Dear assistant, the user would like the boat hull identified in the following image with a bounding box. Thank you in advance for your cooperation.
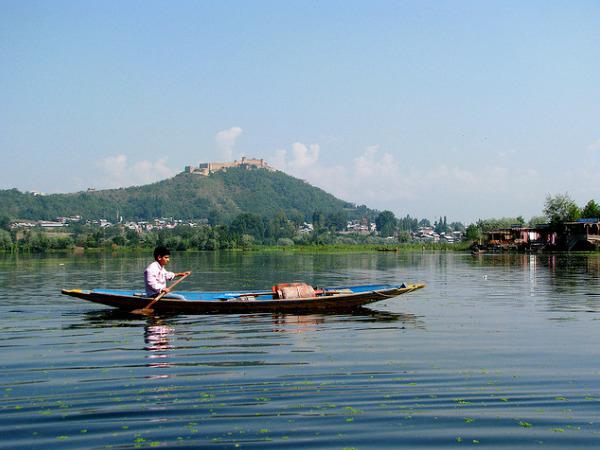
[61,283,425,314]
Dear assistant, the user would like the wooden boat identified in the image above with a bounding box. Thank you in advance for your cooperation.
[61,282,426,314]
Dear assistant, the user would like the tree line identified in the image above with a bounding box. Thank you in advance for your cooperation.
[2,192,595,253]
[0,209,395,252]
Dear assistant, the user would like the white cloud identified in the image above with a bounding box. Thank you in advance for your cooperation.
[270,142,320,175]
[271,143,549,222]
[290,143,320,169]
[215,127,243,161]
[96,154,176,189]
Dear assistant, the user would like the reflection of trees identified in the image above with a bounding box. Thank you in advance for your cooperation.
[470,253,600,312]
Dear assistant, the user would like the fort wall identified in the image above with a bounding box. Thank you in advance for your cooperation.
[185,157,275,175]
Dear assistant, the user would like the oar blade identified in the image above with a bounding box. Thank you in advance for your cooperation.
[130,307,155,316]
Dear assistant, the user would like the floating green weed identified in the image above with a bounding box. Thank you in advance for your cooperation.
[519,421,533,428]
[344,406,363,414]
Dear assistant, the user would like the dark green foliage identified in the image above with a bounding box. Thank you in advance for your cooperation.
[475,217,525,232]
[0,168,367,223]
[397,230,412,242]
[325,211,348,231]
[465,224,480,240]
[0,230,13,250]
[0,215,11,231]
[434,216,449,234]
[264,211,296,242]
[230,213,264,240]
[544,193,581,224]
[398,214,419,231]
[449,221,466,232]
[581,200,600,219]
[418,218,431,227]
[375,210,397,237]
[312,211,326,231]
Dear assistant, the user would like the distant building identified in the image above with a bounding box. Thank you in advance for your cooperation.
[185,157,276,176]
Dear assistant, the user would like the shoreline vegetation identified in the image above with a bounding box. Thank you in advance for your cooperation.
[2,192,598,255]
[0,241,473,255]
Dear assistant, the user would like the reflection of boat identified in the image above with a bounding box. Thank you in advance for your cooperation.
[61,282,425,314]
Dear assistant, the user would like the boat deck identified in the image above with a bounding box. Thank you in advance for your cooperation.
[88,283,407,301]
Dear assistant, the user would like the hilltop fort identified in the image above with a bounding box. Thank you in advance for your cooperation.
[184,157,276,176]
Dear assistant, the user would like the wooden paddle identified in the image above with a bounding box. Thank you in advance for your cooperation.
[131,272,190,315]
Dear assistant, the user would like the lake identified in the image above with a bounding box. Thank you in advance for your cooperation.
[1,251,600,449]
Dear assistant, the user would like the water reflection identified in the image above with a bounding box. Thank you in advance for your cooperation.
[144,318,175,376]
[270,314,324,333]
[468,252,600,312]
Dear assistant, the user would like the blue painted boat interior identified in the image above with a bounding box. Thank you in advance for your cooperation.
[90,283,405,301]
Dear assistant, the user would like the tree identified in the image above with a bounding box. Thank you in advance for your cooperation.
[325,211,348,231]
[449,221,466,232]
[230,213,264,240]
[397,230,412,243]
[312,211,326,231]
[581,200,600,219]
[465,224,480,241]
[528,215,547,227]
[398,215,418,231]
[265,211,296,241]
[375,211,397,237]
[418,218,431,228]
[434,216,450,234]
[0,230,12,250]
[476,217,525,232]
[543,193,581,224]
[0,215,11,231]
[240,234,254,250]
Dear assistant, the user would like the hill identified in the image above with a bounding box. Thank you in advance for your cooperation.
[0,168,374,223]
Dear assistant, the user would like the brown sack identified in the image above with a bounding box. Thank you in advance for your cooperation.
[272,283,316,299]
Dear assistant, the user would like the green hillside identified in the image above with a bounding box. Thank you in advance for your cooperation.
[0,168,373,223]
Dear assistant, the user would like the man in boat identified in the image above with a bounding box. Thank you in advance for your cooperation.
[144,246,191,299]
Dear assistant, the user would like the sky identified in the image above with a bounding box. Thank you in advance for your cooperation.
[1,0,600,224]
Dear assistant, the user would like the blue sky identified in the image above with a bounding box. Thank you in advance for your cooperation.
[1,0,600,223]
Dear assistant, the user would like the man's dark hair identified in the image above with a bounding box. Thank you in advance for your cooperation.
[153,246,171,260]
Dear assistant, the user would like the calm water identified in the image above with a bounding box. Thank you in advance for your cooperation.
[1,251,600,449]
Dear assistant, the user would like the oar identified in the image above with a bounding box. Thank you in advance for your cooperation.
[217,291,273,301]
[131,273,190,315]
